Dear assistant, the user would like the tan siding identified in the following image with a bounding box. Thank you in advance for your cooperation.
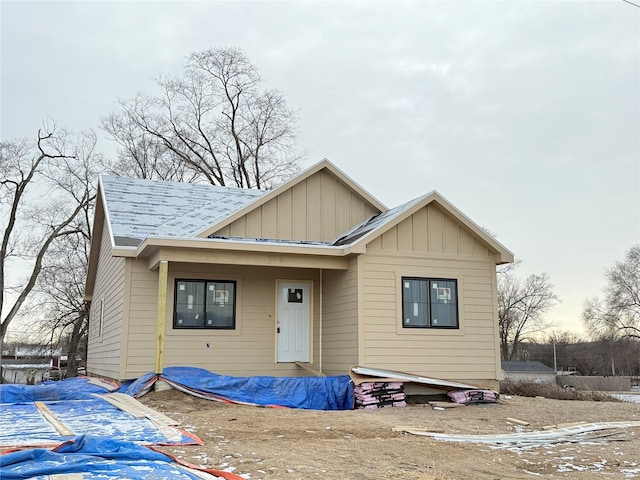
[262,199,278,238]
[157,264,320,377]
[216,226,231,237]
[306,173,322,239]
[277,189,293,239]
[336,186,352,235]
[371,203,494,259]
[351,193,365,224]
[361,248,500,384]
[86,218,125,379]
[246,208,262,238]
[123,260,160,378]
[321,257,359,375]
[381,226,398,250]
[427,204,444,253]
[321,171,337,239]
[213,169,382,243]
[458,227,474,255]
[443,215,459,254]
[412,207,429,252]
[292,182,307,239]
[364,204,378,218]
[397,217,413,251]
[229,216,246,237]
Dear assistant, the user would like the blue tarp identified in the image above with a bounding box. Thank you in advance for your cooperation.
[127,367,355,410]
[0,377,112,403]
[0,435,241,479]
[1,367,354,410]
[0,398,197,447]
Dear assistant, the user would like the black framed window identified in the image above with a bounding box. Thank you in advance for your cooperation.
[402,277,458,328]
[174,279,236,329]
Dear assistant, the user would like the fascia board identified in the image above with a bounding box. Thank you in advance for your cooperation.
[194,159,387,239]
[98,175,117,249]
[135,236,349,258]
[83,179,107,299]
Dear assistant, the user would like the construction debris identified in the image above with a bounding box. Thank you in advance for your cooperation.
[354,382,406,409]
[428,401,465,409]
[350,366,478,390]
[506,417,530,426]
[541,421,587,430]
[447,389,500,405]
[398,421,640,448]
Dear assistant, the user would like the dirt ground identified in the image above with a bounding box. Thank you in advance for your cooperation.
[139,389,640,480]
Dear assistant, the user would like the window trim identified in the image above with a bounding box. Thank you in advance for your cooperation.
[401,276,459,329]
[173,279,237,330]
[98,299,104,342]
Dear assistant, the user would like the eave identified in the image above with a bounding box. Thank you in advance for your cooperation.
[133,236,354,271]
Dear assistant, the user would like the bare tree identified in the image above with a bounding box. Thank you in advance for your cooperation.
[497,261,559,360]
[34,133,102,377]
[583,245,640,340]
[0,125,98,379]
[101,112,197,182]
[102,47,303,188]
[37,234,90,377]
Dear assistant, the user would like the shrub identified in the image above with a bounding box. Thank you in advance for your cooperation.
[500,380,619,402]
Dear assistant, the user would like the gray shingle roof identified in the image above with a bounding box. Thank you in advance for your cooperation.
[501,361,555,373]
[101,176,266,247]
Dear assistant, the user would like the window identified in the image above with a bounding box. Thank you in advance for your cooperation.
[402,277,458,328]
[174,279,236,329]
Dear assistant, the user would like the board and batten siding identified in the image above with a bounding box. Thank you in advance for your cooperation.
[214,170,379,242]
[361,203,502,388]
[156,263,320,377]
[86,217,126,379]
[320,256,359,376]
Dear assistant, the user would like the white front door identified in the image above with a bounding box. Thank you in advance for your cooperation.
[277,282,310,362]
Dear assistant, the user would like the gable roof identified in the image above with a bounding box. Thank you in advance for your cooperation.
[337,190,514,264]
[99,176,265,248]
[502,361,556,373]
[194,159,387,239]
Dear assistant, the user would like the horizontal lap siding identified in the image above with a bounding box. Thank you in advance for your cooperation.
[321,257,359,376]
[360,203,500,384]
[123,261,160,378]
[362,252,499,381]
[161,264,319,377]
[87,218,125,379]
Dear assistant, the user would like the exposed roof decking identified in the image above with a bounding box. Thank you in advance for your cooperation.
[100,176,265,247]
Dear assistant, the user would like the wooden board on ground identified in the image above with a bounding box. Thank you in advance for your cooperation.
[428,401,465,409]
[35,401,74,436]
[393,426,446,433]
[94,393,179,425]
[87,377,119,391]
[506,417,530,426]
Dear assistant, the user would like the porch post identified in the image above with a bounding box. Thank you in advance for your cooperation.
[155,260,168,374]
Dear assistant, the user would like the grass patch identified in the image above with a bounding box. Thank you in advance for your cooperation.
[500,380,619,402]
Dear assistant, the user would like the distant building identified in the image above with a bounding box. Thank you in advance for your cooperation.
[1,358,52,384]
[501,361,556,384]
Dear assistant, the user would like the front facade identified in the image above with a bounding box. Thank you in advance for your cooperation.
[85,161,513,389]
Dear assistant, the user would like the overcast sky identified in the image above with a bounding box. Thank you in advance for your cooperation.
[2,1,638,335]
